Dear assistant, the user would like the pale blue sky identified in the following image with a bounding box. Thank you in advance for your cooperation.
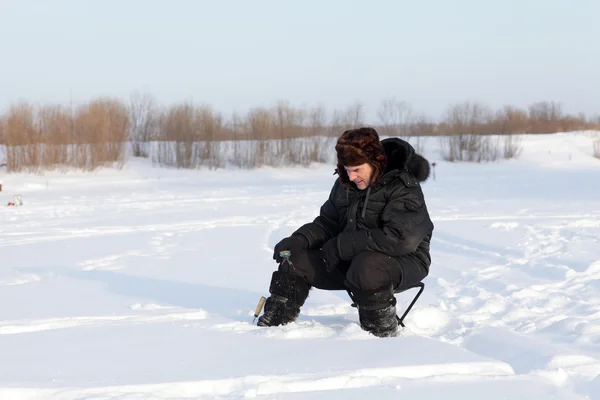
[1,0,598,122]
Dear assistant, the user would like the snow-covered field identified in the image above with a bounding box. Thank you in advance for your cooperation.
[1,132,600,399]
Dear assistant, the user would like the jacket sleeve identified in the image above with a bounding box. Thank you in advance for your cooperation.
[293,180,342,249]
[336,185,432,259]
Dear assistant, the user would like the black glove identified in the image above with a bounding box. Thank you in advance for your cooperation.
[321,238,341,272]
[273,234,308,263]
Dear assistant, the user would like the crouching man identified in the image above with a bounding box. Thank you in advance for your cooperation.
[258,127,434,337]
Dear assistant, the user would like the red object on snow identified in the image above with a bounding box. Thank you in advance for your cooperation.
[7,202,15,206]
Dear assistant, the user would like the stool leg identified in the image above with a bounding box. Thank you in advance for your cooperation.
[397,283,425,328]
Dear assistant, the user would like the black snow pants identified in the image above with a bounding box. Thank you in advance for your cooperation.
[279,248,428,293]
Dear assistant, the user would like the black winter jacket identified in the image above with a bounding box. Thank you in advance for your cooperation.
[293,137,434,270]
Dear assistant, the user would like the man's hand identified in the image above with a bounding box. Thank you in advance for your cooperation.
[273,235,308,263]
[321,237,341,272]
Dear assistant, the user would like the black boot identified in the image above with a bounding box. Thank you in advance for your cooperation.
[353,287,399,338]
[257,270,310,327]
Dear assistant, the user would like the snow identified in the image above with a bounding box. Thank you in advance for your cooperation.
[1,131,599,399]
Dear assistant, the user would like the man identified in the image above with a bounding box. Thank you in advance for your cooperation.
[257,127,434,337]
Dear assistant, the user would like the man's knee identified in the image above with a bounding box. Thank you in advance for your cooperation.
[346,252,398,291]
[277,248,330,288]
[277,247,310,273]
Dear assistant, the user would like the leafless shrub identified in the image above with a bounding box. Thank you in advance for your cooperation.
[228,111,251,168]
[271,102,341,166]
[331,101,365,134]
[154,102,197,168]
[2,102,72,171]
[377,97,415,137]
[246,106,274,167]
[197,105,225,169]
[38,104,74,170]
[376,98,433,154]
[525,101,589,133]
[73,98,129,170]
[152,102,226,169]
[129,91,159,158]
[214,103,336,169]
[272,101,305,166]
[439,101,496,162]
[307,105,335,163]
[528,101,563,133]
[4,102,41,172]
[503,134,523,159]
[493,105,530,134]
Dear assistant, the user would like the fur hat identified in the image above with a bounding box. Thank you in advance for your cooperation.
[335,127,387,186]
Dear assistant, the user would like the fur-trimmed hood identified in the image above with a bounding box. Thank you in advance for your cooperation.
[380,137,430,183]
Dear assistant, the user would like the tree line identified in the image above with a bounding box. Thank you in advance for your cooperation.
[0,92,598,172]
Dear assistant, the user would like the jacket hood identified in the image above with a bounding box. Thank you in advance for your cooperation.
[380,137,430,182]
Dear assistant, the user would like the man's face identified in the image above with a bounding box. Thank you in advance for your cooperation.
[344,163,373,190]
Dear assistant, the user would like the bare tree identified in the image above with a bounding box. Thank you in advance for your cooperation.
[307,104,334,163]
[377,97,414,137]
[345,101,365,129]
[494,105,530,134]
[74,98,129,170]
[227,111,247,168]
[503,134,523,159]
[528,101,563,133]
[405,114,432,154]
[438,101,496,162]
[271,101,305,165]
[331,101,365,135]
[529,101,563,122]
[156,102,198,169]
[4,102,39,172]
[129,91,159,158]
[196,104,225,169]
[38,104,72,169]
[377,98,431,153]
[247,107,273,167]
